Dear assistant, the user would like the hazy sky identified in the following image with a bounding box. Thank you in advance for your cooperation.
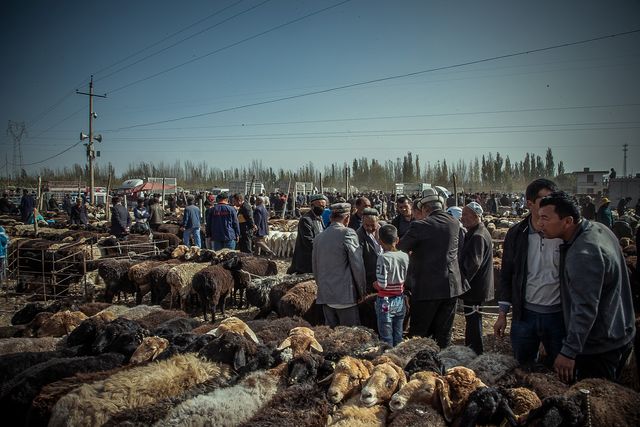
[1,0,639,179]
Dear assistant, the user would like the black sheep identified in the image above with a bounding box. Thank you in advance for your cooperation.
[191,264,236,321]
[458,386,519,427]
[91,317,150,360]
[0,348,80,383]
[287,352,333,386]
[149,263,174,305]
[199,332,259,371]
[152,317,201,339]
[223,254,277,308]
[0,353,124,426]
[97,259,136,303]
[404,348,445,376]
[66,314,113,352]
[523,394,586,427]
[246,273,314,315]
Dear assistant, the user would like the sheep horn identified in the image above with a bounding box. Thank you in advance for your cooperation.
[277,337,292,351]
[436,377,454,423]
[310,338,323,353]
[318,373,334,385]
[243,326,259,344]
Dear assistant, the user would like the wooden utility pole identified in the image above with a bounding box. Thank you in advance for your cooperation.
[77,76,106,206]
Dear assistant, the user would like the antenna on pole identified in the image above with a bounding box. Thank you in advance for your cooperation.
[623,143,628,177]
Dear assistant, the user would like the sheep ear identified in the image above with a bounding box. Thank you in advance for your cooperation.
[233,347,247,371]
[362,359,374,374]
[310,338,323,353]
[243,326,259,344]
[391,363,407,390]
[318,373,334,385]
[277,337,292,351]
[436,378,454,423]
[208,327,220,337]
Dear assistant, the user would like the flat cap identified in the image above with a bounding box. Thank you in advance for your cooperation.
[466,201,483,217]
[330,202,352,214]
[309,194,328,203]
[362,207,379,216]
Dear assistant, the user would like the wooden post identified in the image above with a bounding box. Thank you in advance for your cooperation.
[452,174,458,206]
[105,172,112,222]
[37,176,43,211]
[161,178,166,209]
[319,173,323,194]
[282,178,291,219]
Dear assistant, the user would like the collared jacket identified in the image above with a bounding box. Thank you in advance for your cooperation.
[182,205,201,229]
[110,204,131,237]
[496,215,531,321]
[398,209,467,300]
[207,203,240,242]
[237,201,255,231]
[20,194,35,223]
[253,204,270,238]
[459,222,494,302]
[288,210,325,274]
[356,227,381,294]
[149,203,164,226]
[559,220,635,358]
[70,204,89,225]
[313,222,366,305]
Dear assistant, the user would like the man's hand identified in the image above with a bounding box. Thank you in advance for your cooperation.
[554,354,575,383]
[494,313,507,338]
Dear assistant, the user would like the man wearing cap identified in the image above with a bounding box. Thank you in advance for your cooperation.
[207,192,240,250]
[313,202,367,327]
[348,196,371,231]
[398,188,467,348]
[181,196,201,248]
[288,194,327,274]
[356,208,384,294]
[595,197,613,228]
[459,201,494,354]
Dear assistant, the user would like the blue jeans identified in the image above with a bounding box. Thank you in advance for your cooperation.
[510,309,565,368]
[213,240,236,251]
[375,295,405,347]
[183,228,201,248]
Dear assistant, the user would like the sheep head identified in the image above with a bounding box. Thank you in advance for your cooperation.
[184,245,201,260]
[277,326,323,357]
[129,336,169,364]
[360,361,407,407]
[325,356,374,404]
[171,245,189,259]
[440,366,486,422]
[207,316,259,344]
[36,310,88,337]
[287,353,325,385]
[390,371,442,412]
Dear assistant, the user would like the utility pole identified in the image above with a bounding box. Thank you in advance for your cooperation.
[77,76,106,205]
[7,120,26,181]
[623,143,628,177]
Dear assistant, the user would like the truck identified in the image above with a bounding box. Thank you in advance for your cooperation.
[227,180,266,196]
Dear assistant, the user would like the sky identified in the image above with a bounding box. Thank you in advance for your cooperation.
[1,0,639,180]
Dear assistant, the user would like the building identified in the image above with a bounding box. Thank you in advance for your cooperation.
[607,175,640,208]
[573,168,608,195]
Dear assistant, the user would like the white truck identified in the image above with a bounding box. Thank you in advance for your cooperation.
[228,180,266,196]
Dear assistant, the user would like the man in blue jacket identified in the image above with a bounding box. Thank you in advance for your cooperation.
[207,192,239,251]
[538,191,635,382]
[109,196,131,238]
[181,195,201,248]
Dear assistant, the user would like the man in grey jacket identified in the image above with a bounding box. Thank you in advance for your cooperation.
[538,191,635,383]
[313,202,366,327]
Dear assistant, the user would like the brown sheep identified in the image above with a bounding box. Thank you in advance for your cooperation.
[207,316,260,344]
[129,336,170,364]
[277,326,324,358]
[127,260,165,304]
[325,356,375,404]
[360,359,407,407]
[390,371,442,412]
[191,264,235,322]
[36,311,88,337]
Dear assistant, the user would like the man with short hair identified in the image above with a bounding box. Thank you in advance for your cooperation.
[233,193,256,254]
[181,196,201,248]
[538,191,635,382]
[356,208,383,294]
[348,196,371,230]
[207,192,239,251]
[109,196,130,238]
[148,196,164,232]
[581,196,596,220]
[494,178,565,368]
[391,196,412,238]
[253,197,275,256]
[459,201,494,355]
[288,194,327,274]
[19,189,35,224]
[313,203,366,327]
[70,198,88,226]
[398,188,467,348]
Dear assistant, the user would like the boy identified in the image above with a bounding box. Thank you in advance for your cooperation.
[373,224,409,346]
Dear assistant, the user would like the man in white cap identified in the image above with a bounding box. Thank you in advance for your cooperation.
[459,201,494,354]
[398,188,467,348]
[313,202,366,327]
[288,194,327,274]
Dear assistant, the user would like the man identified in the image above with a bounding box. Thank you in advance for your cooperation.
[207,192,240,250]
[538,191,635,382]
[233,193,256,254]
[288,194,327,274]
[459,201,494,355]
[0,194,13,214]
[109,196,130,238]
[19,189,35,224]
[132,198,150,233]
[398,188,467,348]
[253,196,275,256]
[356,208,383,294]
[596,197,613,228]
[616,196,632,216]
[348,196,371,230]
[148,196,164,232]
[391,196,412,239]
[69,198,88,225]
[181,196,201,248]
[47,195,58,211]
[313,202,366,327]
[581,196,596,220]
[494,179,564,368]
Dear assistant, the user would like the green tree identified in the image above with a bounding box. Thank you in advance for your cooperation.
[545,147,555,177]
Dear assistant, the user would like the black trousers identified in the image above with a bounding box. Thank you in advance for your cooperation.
[575,341,633,381]
[238,227,253,254]
[463,300,484,355]
[408,297,457,348]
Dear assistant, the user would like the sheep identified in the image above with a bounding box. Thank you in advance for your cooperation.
[94,304,130,318]
[97,258,136,303]
[91,317,150,361]
[253,273,315,319]
[208,316,260,344]
[314,325,388,362]
[239,382,330,427]
[327,394,389,427]
[502,386,542,419]
[120,304,164,321]
[246,273,314,314]
[49,353,232,427]
[66,311,116,352]
[512,368,568,400]
[10,301,63,325]
[467,352,519,385]
[0,337,63,356]
[223,254,277,308]
[277,326,323,358]
[287,352,332,386]
[150,231,181,249]
[325,356,375,404]
[387,403,447,427]
[404,348,445,376]
[457,386,519,427]
[77,302,113,317]
[198,331,264,371]
[250,316,311,347]
[439,366,487,422]
[148,263,177,305]
[523,394,585,427]
[278,280,324,325]
[0,353,125,426]
[360,359,407,407]
[157,223,180,236]
[385,336,440,368]
[136,308,189,330]
[0,347,80,383]
[129,336,170,364]
[127,260,165,304]
[389,370,443,412]
[164,262,209,310]
[191,264,235,321]
[152,317,201,339]
[437,344,478,370]
[35,310,88,337]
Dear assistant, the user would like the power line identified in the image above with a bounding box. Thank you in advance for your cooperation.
[107,0,354,94]
[113,28,640,130]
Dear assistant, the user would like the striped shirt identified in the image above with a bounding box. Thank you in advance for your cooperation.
[375,250,409,297]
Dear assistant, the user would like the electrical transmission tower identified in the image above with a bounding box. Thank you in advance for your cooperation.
[7,120,26,180]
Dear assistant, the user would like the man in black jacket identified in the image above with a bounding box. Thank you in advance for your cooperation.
[391,195,412,239]
[459,201,494,355]
[398,188,467,348]
[494,178,564,368]
[356,208,383,294]
[233,193,256,254]
[288,194,327,274]
[109,196,131,238]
